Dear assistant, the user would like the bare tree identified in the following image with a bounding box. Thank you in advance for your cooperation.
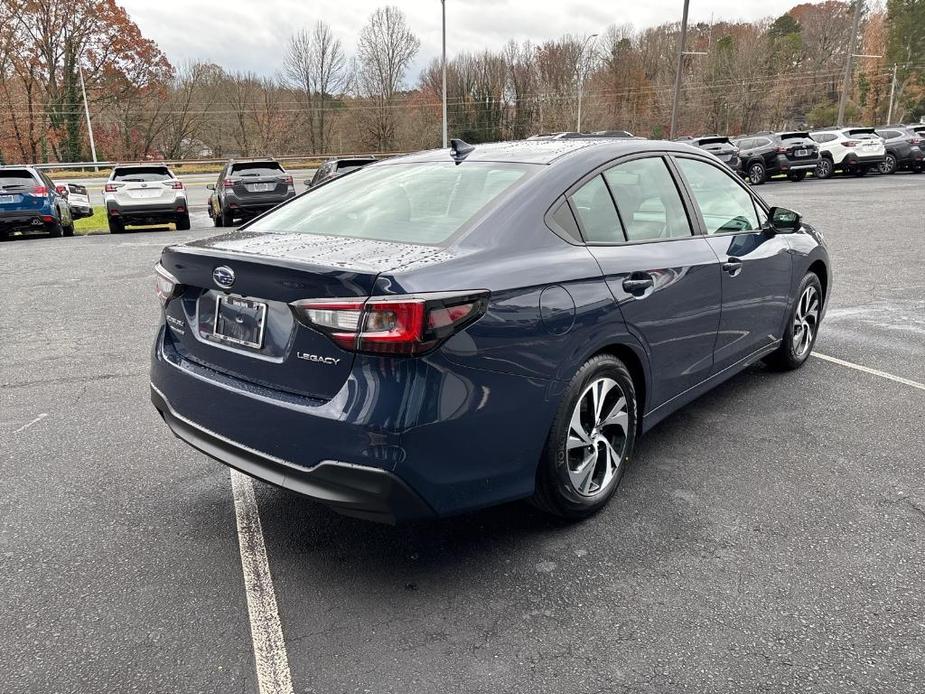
[285,20,348,154]
[356,6,420,150]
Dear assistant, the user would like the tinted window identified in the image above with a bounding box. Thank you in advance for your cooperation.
[676,158,760,235]
[112,167,172,182]
[0,170,38,188]
[877,130,900,140]
[231,162,283,177]
[604,158,691,242]
[247,162,532,245]
[811,133,836,143]
[550,199,581,242]
[571,175,623,243]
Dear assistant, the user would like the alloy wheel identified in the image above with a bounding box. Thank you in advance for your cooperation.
[566,377,629,497]
[816,159,832,178]
[748,164,764,184]
[878,155,896,175]
[792,285,820,358]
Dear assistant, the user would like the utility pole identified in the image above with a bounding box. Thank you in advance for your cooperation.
[669,0,691,140]
[886,63,898,124]
[78,64,98,171]
[441,0,448,148]
[576,33,599,132]
[836,0,864,127]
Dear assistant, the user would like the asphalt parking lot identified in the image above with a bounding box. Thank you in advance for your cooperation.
[1,173,923,693]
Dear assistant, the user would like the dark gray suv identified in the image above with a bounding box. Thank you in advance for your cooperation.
[208,159,296,227]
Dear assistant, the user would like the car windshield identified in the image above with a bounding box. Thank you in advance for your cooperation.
[247,162,534,245]
[113,167,172,182]
[0,171,37,189]
[231,164,283,177]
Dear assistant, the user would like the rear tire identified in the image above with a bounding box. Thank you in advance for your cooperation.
[220,208,234,227]
[787,171,807,182]
[48,222,63,238]
[765,272,823,371]
[531,354,637,520]
[877,153,897,175]
[63,222,75,237]
[814,157,834,179]
[108,218,124,234]
[176,214,191,231]
[852,166,867,177]
[747,161,767,185]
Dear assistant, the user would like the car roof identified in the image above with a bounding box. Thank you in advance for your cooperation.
[385,138,703,167]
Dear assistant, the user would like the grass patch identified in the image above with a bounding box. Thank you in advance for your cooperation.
[74,206,109,235]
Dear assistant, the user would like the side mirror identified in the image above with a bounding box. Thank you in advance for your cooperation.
[206,183,215,190]
[768,206,801,232]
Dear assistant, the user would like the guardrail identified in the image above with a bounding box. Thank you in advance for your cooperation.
[29,152,408,171]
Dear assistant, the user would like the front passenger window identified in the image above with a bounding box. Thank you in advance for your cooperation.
[675,158,760,234]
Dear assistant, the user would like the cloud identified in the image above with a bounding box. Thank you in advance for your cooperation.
[117,0,828,82]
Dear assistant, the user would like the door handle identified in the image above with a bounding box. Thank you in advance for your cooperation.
[622,275,655,294]
[722,258,743,277]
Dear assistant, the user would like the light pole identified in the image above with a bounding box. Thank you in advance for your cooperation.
[441,0,448,148]
[78,63,98,170]
[576,33,599,133]
[837,0,864,127]
[886,63,898,124]
[669,0,691,140]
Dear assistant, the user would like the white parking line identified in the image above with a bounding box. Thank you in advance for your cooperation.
[230,470,294,694]
[813,352,925,391]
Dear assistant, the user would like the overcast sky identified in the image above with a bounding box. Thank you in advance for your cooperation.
[117,0,824,82]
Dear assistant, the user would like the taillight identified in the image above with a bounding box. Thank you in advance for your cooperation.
[280,175,293,185]
[911,137,923,146]
[154,263,181,305]
[171,181,184,190]
[843,140,859,148]
[32,185,49,195]
[105,183,118,192]
[55,185,67,195]
[291,292,489,356]
[223,179,235,188]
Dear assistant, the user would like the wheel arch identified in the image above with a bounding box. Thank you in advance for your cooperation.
[807,259,829,307]
[588,342,649,428]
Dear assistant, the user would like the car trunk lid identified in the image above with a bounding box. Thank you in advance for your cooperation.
[779,132,817,161]
[158,231,440,401]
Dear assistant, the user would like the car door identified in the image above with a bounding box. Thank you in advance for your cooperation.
[672,155,792,373]
[569,154,722,409]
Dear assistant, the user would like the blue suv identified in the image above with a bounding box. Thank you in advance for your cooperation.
[0,166,74,239]
[151,138,830,524]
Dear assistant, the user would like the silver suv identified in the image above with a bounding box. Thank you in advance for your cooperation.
[104,164,189,234]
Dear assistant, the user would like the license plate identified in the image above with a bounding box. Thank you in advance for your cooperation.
[129,189,161,198]
[0,195,18,204]
[795,149,808,157]
[212,295,267,349]
[246,183,274,193]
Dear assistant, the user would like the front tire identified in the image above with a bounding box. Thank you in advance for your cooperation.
[765,273,823,371]
[747,161,767,185]
[877,153,897,175]
[532,354,637,519]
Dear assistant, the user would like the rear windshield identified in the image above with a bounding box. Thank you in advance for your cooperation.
[112,167,172,182]
[0,170,37,188]
[231,163,283,177]
[780,132,810,141]
[247,162,534,245]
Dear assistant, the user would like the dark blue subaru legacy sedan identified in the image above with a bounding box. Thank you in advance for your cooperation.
[151,138,830,523]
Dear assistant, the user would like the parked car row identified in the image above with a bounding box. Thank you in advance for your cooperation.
[679,123,924,184]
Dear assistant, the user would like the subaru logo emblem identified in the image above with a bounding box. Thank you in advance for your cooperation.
[140,183,147,188]
[212,266,235,289]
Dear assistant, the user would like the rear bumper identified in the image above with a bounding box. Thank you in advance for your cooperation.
[0,211,54,232]
[107,199,187,223]
[150,325,554,521]
[69,205,93,220]
[775,154,819,172]
[842,152,885,167]
[151,384,434,523]
[223,192,294,215]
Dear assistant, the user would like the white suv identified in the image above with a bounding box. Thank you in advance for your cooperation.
[104,164,189,234]
[809,128,886,179]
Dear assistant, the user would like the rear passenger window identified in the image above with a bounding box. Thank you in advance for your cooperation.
[675,158,760,234]
[570,175,624,243]
[603,158,692,241]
